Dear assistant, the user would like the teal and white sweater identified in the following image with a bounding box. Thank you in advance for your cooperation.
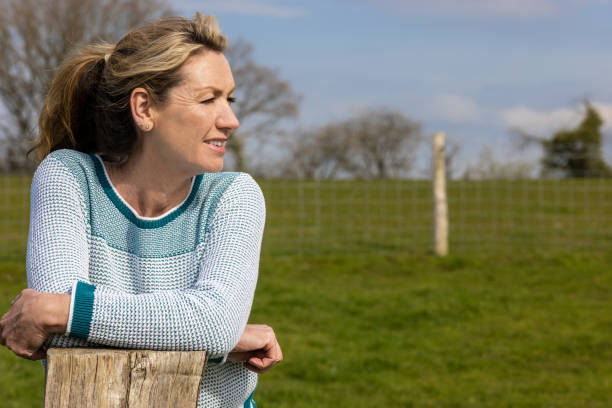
[26,149,264,407]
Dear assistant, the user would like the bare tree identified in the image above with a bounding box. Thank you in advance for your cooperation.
[283,125,349,179]
[444,139,461,180]
[463,146,535,180]
[225,39,300,172]
[345,108,421,178]
[284,107,421,179]
[0,0,172,171]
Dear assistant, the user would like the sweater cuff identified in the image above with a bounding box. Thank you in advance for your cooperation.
[208,354,228,366]
[67,281,96,339]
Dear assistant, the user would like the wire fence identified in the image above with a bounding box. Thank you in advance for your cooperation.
[1,170,611,260]
[260,177,612,255]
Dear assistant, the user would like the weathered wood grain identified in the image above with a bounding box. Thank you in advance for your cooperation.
[44,348,207,408]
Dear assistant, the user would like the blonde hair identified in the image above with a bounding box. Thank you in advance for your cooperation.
[34,12,227,163]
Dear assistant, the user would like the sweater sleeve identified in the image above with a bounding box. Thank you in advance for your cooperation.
[27,158,91,296]
[26,157,92,347]
[27,159,265,359]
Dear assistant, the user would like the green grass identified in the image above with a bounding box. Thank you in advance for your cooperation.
[0,261,45,407]
[1,177,612,406]
[1,253,612,407]
[249,252,612,407]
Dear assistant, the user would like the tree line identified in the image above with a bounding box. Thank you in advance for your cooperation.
[0,0,609,179]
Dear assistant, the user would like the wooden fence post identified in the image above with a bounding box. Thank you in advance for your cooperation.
[432,132,449,256]
[44,348,207,408]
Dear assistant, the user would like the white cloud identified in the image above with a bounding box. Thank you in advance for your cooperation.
[594,103,612,132]
[500,102,612,137]
[362,0,606,18]
[173,0,309,18]
[432,94,483,124]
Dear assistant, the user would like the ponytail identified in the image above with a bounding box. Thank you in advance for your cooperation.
[35,44,113,162]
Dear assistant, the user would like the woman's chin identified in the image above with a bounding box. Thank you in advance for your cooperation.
[201,159,224,173]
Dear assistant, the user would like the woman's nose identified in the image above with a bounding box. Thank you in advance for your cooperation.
[217,104,240,130]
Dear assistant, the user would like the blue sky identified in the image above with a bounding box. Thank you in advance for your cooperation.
[171,0,612,173]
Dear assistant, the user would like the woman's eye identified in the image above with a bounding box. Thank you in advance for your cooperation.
[228,97,236,105]
[201,97,215,104]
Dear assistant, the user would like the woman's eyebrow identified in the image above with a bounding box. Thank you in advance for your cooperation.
[193,86,235,94]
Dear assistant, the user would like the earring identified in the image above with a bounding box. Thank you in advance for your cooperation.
[145,123,150,130]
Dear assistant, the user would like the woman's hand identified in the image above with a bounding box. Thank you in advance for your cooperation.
[228,324,283,374]
[0,289,70,360]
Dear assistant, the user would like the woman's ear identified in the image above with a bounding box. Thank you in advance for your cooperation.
[130,88,155,132]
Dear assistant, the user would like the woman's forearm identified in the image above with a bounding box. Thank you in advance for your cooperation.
[2,289,282,375]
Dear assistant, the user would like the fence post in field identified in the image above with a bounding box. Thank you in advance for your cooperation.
[432,132,448,256]
[44,348,207,408]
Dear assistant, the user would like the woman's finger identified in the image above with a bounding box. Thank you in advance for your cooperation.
[272,337,283,362]
[27,347,47,361]
[247,352,280,373]
[244,360,268,374]
[10,294,21,306]
[245,358,277,374]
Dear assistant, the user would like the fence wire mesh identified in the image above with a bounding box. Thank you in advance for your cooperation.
[1,170,611,260]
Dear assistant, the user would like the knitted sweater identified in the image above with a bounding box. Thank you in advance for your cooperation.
[26,149,264,407]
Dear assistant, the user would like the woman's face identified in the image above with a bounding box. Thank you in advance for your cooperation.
[147,50,238,174]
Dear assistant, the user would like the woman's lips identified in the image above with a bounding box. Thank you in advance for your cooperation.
[204,140,226,154]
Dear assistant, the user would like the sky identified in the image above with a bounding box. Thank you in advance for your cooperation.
[170,0,612,174]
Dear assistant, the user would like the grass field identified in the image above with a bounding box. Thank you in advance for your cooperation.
[1,177,612,406]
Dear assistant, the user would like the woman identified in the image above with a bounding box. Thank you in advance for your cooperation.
[0,12,281,407]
